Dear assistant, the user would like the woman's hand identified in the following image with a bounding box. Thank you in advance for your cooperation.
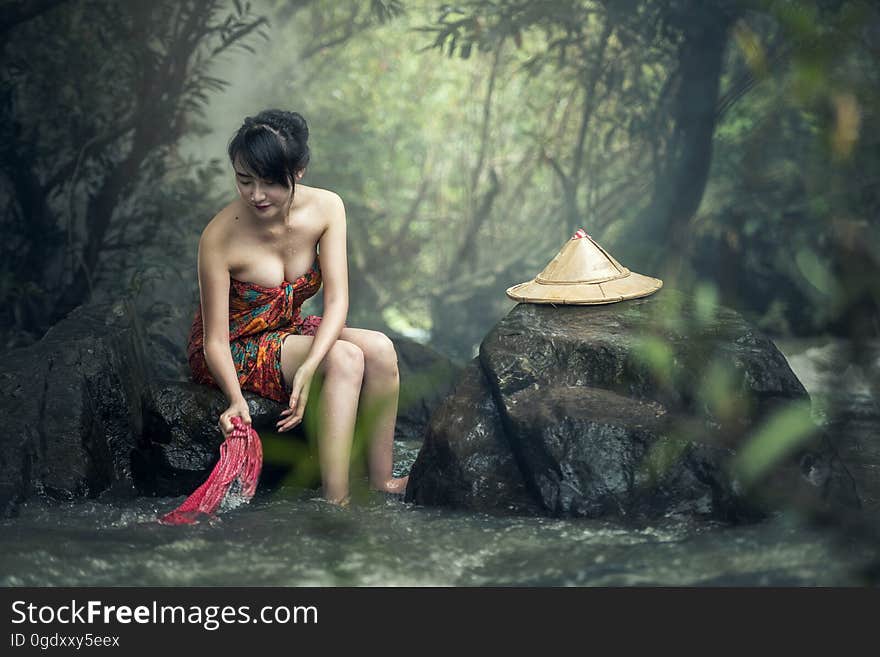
[219,399,252,437]
[277,363,317,432]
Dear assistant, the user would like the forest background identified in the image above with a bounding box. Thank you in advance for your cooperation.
[1,0,878,376]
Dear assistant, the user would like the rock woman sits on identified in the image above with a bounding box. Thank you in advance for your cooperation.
[186,109,409,505]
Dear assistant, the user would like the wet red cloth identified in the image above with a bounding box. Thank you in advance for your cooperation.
[186,261,324,403]
[159,417,262,525]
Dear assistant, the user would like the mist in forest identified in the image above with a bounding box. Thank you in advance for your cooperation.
[2,0,878,364]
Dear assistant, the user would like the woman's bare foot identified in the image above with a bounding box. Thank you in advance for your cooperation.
[371,475,409,495]
[320,493,351,507]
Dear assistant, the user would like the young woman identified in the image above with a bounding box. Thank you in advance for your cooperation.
[186,109,408,505]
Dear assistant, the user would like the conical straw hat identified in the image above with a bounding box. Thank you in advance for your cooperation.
[506,228,663,305]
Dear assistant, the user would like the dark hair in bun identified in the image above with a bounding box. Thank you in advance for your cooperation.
[228,109,310,188]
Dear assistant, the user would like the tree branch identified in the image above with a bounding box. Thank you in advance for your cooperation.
[0,0,72,35]
[469,38,504,194]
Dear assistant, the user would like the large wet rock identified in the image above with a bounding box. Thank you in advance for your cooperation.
[0,291,458,513]
[407,291,860,521]
[136,335,460,497]
[0,303,147,517]
[406,360,541,514]
[391,334,461,443]
[135,383,296,497]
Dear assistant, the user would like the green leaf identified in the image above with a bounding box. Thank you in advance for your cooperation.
[632,335,674,388]
[730,400,818,489]
[795,248,835,295]
[693,282,719,326]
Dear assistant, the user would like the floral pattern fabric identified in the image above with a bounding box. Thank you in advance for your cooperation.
[187,261,324,404]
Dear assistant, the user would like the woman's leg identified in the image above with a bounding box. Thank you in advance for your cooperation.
[280,334,365,504]
[338,328,408,494]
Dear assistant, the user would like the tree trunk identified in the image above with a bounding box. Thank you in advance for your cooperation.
[624,10,734,276]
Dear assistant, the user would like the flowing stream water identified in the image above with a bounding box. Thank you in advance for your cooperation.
[1,339,877,586]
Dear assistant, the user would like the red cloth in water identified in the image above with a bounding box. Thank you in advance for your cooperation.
[159,417,262,525]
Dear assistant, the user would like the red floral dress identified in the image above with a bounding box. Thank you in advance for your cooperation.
[187,261,324,404]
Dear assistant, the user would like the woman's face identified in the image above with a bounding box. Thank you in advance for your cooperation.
[233,161,293,220]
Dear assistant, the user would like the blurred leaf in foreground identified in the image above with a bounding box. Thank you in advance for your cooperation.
[731,399,818,489]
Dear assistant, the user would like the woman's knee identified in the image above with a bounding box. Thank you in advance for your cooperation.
[323,340,365,382]
[362,332,399,379]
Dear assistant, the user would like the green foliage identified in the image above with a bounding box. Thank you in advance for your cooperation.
[693,282,721,325]
[5,0,877,359]
[697,357,749,426]
[0,0,269,343]
[730,399,818,489]
[695,0,879,337]
[794,247,836,296]
[632,335,675,389]
[260,430,321,493]
[637,435,689,488]
[148,1,880,355]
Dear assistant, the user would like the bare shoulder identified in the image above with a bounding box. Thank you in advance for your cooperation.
[303,186,345,230]
[305,185,343,207]
[197,200,248,277]
[200,199,245,245]
[317,187,345,212]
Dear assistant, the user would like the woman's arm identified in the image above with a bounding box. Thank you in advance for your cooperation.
[198,225,248,412]
[301,192,349,370]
